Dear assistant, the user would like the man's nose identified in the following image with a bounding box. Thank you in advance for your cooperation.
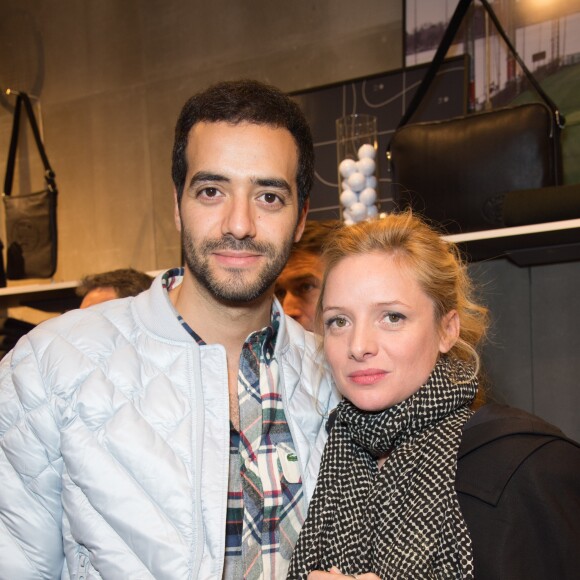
[222,194,256,239]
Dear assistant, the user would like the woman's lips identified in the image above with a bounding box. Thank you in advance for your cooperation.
[348,369,388,385]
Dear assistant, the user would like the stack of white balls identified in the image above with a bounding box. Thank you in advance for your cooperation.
[339,143,378,225]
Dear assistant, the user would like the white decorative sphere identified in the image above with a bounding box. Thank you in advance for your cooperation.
[340,189,358,208]
[359,187,377,206]
[366,204,379,218]
[366,175,377,189]
[347,171,366,192]
[357,157,376,177]
[358,143,376,159]
[349,202,367,221]
[341,179,350,190]
[338,158,357,178]
[344,218,355,226]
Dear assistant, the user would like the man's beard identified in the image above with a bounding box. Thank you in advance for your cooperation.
[182,229,295,304]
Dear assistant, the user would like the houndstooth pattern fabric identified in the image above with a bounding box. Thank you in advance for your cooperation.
[288,357,476,579]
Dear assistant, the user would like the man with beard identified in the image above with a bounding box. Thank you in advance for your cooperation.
[0,80,338,580]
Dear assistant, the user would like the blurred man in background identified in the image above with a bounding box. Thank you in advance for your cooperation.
[275,220,339,331]
[77,267,153,308]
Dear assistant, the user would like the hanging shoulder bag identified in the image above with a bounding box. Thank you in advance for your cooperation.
[3,92,58,279]
[388,0,565,234]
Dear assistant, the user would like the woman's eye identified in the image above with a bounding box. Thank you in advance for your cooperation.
[326,316,348,329]
[385,312,405,324]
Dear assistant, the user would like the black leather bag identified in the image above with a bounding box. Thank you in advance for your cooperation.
[3,92,58,279]
[388,0,564,234]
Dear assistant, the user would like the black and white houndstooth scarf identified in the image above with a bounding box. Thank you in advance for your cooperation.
[288,357,476,579]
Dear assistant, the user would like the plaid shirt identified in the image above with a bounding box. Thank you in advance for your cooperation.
[162,269,304,579]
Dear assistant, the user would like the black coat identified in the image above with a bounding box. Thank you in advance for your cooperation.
[457,403,580,580]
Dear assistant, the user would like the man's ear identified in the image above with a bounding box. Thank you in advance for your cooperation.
[439,310,460,354]
[173,188,182,232]
[294,200,309,243]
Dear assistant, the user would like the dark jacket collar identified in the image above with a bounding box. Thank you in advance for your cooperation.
[456,403,576,505]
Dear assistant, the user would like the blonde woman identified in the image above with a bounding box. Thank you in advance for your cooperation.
[289,212,580,580]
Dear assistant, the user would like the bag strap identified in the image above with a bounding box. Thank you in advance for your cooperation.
[396,0,564,130]
[3,94,23,197]
[3,92,57,197]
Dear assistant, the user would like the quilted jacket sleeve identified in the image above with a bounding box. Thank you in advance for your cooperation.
[0,335,64,580]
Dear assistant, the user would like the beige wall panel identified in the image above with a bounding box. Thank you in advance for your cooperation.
[142,87,183,271]
[0,3,45,101]
[47,87,156,281]
[140,0,401,90]
[39,0,145,103]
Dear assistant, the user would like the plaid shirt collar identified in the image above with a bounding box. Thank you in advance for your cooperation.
[161,267,280,356]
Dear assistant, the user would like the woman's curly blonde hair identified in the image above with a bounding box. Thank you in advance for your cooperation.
[315,211,489,377]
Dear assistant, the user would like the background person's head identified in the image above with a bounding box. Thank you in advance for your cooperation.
[171,79,314,215]
[317,212,489,408]
[77,268,154,308]
[276,220,340,331]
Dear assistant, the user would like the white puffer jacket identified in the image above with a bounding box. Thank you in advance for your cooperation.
[0,274,338,579]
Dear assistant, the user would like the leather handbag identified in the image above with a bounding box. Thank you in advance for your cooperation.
[3,92,58,279]
[388,0,565,234]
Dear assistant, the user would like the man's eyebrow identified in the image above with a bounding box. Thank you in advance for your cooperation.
[290,273,320,282]
[188,171,230,189]
[253,177,292,194]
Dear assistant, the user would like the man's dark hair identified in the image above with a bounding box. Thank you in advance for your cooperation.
[292,219,342,256]
[76,268,154,299]
[171,79,314,214]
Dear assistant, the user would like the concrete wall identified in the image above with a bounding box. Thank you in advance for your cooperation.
[0,0,403,284]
